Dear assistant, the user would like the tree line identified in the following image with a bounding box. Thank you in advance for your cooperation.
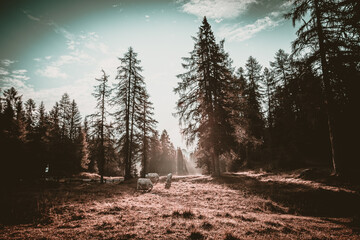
[1,0,358,182]
[0,47,182,184]
[175,0,359,176]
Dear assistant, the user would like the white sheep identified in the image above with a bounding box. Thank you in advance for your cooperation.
[145,173,159,184]
[137,178,153,192]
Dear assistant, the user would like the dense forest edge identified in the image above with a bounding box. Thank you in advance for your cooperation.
[1,0,360,228]
[1,1,359,184]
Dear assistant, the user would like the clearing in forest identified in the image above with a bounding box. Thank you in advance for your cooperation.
[1,171,360,239]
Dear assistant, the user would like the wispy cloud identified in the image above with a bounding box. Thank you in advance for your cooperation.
[0,61,32,93]
[181,0,257,20]
[0,68,9,75]
[23,10,109,54]
[218,15,282,42]
[36,66,67,79]
[23,10,41,22]
[1,59,15,67]
[12,69,28,75]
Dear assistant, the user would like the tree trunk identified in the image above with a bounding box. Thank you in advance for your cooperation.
[100,78,106,184]
[128,75,138,179]
[314,0,338,174]
[124,53,132,181]
[141,103,147,178]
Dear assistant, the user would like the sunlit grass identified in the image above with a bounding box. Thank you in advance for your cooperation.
[1,172,359,239]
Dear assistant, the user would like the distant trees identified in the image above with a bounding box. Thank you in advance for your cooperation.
[0,88,89,182]
[0,47,172,183]
[176,147,188,175]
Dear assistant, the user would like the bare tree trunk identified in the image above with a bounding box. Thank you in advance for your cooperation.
[100,81,105,184]
[124,53,132,181]
[314,0,337,174]
[128,74,138,178]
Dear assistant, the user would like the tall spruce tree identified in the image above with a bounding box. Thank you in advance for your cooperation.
[175,17,237,176]
[112,47,146,180]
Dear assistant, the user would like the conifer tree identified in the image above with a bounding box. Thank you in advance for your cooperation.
[112,47,146,180]
[148,130,161,173]
[69,100,81,142]
[59,93,71,139]
[91,69,111,183]
[175,17,237,176]
[285,0,348,173]
[243,56,264,165]
[137,89,157,178]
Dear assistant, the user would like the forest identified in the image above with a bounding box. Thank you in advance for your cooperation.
[1,0,359,239]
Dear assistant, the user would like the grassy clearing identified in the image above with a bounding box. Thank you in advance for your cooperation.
[1,172,359,239]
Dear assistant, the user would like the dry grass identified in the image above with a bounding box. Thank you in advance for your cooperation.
[1,172,359,239]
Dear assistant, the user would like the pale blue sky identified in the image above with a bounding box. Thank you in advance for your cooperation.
[0,0,297,150]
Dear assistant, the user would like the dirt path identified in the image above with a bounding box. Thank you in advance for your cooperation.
[1,173,359,239]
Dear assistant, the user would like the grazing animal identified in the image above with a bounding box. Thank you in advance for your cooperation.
[165,173,172,189]
[145,173,159,184]
[137,178,153,192]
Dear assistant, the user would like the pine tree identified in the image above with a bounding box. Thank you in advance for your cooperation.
[285,0,344,173]
[159,130,176,175]
[112,47,146,180]
[59,93,71,139]
[48,102,61,175]
[262,68,276,128]
[176,148,188,175]
[91,69,111,183]
[137,89,157,178]
[243,56,265,165]
[175,17,237,176]
[148,130,161,173]
[34,102,49,176]
[69,100,81,142]
[0,88,26,182]
[24,99,37,136]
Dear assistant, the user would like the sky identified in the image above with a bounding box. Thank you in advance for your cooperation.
[0,0,297,150]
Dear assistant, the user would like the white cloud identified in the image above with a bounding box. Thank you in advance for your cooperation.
[1,59,15,67]
[218,16,282,42]
[280,0,294,10]
[34,58,41,62]
[36,66,67,79]
[45,56,52,60]
[12,69,27,75]
[181,0,257,19]
[11,74,30,81]
[0,76,33,93]
[1,66,32,93]
[23,10,41,22]
[0,68,9,75]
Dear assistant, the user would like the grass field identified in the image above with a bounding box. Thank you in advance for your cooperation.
[1,171,360,239]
